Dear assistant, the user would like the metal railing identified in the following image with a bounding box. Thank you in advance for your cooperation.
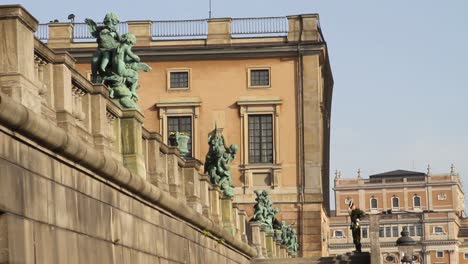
[151,19,208,39]
[73,22,128,42]
[35,24,49,41]
[35,16,291,42]
[231,17,288,37]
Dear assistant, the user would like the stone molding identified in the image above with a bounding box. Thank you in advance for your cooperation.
[0,91,257,258]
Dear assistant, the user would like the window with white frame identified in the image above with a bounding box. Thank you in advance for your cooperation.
[436,251,444,258]
[413,195,421,208]
[333,230,344,238]
[362,227,368,238]
[167,116,193,158]
[156,98,201,159]
[248,68,271,88]
[167,69,190,90]
[433,226,445,234]
[392,196,400,210]
[248,114,273,164]
[370,197,378,210]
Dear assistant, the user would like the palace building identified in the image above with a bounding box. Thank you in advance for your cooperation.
[37,14,334,257]
[329,168,466,263]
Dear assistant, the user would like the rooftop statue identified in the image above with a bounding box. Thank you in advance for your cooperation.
[204,128,238,197]
[85,13,152,109]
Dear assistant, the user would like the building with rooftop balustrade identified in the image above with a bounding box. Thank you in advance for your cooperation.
[329,168,466,263]
[32,12,334,257]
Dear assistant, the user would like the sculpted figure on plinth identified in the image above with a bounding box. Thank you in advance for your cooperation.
[85,13,151,109]
[204,127,238,197]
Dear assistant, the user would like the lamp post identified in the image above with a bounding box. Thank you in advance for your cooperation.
[396,227,416,263]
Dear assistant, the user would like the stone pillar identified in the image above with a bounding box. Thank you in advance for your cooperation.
[265,230,275,258]
[48,22,73,49]
[209,186,222,225]
[232,206,241,240]
[287,14,320,42]
[259,226,268,258]
[183,159,203,213]
[166,147,183,200]
[369,214,382,264]
[221,197,235,235]
[120,109,146,179]
[275,240,281,258]
[127,20,152,46]
[207,18,231,45]
[199,174,212,219]
[238,210,248,243]
[250,222,264,259]
[449,250,458,264]
[0,5,42,113]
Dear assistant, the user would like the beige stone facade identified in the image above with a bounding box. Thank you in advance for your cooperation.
[45,12,334,257]
[329,169,466,264]
[0,4,334,262]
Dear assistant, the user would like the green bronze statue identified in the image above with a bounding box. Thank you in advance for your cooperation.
[204,128,238,197]
[85,13,152,109]
[250,189,299,254]
[348,200,365,253]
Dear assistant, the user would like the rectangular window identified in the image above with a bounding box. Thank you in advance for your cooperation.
[392,226,398,237]
[416,225,422,236]
[333,230,344,238]
[409,226,415,236]
[169,70,189,89]
[436,251,444,258]
[434,226,444,234]
[362,227,368,238]
[249,68,270,87]
[248,115,273,163]
[379,227,384,237]
[167,116,192,157]
[464,252,468,259]
[385,226,391,237]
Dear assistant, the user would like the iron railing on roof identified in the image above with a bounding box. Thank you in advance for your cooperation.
[231,17,288,37]
[35,16,290,42]
[151,19,208,39]
[73,22,128,42]
[35,24,49,41]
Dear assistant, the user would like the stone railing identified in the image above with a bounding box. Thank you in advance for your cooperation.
[0,4,297,261]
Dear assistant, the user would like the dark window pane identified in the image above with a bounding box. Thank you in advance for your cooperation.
[385,226,391,237]
[170,71,189,89]
[379,227,384,237]
[414,196,421,207]
[250,69,270,86]
[362,227,368,238]
[392,226,398,237]
[167,116,192,158]
[371,198,378,209]
[409,226,415,236]
[416,225,422,236]
[248,114,273,164]
[392,197,399,208]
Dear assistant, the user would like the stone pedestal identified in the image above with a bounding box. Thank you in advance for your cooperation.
[265,230,275,258]
[238,210,248,243]
[250,222,264,259]
[199,174,212,219]
[221,197,235,235]
[209,186,222,225]
[369,214,382,264]
[120,109,146,179]
[0,5,42,113]
[259,226,268,258]
[48,22,73,49]
[183,159,203,213]
[280,244,288,258]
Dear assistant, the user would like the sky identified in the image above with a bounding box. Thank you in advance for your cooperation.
[6,0,468,208]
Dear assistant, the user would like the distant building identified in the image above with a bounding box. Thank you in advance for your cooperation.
[329,168,466,263]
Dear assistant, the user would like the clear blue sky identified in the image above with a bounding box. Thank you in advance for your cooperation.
[8,0,468,208]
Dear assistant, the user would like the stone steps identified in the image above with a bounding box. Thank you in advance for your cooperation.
[251,252,370,264]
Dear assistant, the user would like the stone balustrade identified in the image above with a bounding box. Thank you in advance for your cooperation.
[0,4,296,262]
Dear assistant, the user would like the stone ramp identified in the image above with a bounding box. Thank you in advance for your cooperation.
[252,252,370,264]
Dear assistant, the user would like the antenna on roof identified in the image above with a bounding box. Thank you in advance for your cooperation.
[209,0,212,19]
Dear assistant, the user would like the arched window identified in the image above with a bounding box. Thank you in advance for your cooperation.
[392,196,400,210]
[370,197,378,209]
[413,195,421,208]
